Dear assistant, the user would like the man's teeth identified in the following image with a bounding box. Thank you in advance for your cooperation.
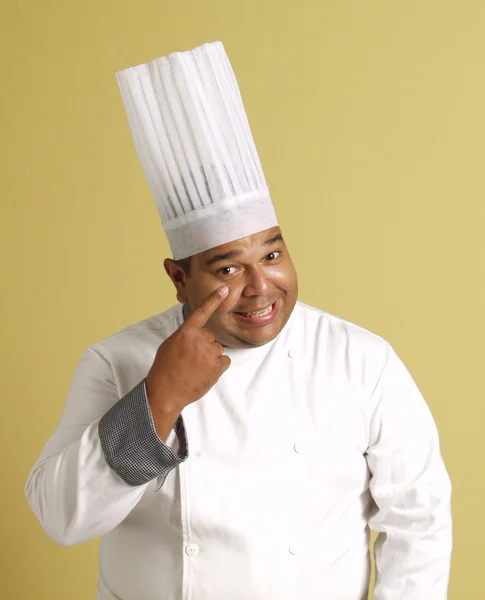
[243,305,273,317]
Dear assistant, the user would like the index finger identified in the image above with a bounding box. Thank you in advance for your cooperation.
[185,286,229,328]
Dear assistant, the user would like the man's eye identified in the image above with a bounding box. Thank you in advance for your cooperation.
[266,251,281,261]
[218,266,237,276]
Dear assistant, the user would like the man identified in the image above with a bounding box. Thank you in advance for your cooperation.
[26,42,452,600]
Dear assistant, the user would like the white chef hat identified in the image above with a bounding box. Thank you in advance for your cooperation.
[116,41,278,260]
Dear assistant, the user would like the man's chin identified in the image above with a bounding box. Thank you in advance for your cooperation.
[223,322,283,349]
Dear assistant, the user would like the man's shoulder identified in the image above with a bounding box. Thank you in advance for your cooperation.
[90,304,183,356]
[293,301,389,355]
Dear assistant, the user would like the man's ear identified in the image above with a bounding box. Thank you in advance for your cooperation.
[164,259,188,304]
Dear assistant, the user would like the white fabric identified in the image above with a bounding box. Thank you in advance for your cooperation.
[26,302,452,600]
[116,41,278,259]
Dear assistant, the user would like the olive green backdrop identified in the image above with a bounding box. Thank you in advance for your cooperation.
[1,1,483,598]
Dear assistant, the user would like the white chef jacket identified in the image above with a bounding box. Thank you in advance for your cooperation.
[26,301,452,600]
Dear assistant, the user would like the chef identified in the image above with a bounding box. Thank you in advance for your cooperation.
[26,41,452,600]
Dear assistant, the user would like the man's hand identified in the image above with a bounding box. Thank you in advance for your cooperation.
[145,287,231,440]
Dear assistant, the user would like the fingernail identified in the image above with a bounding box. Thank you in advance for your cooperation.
[219,286,229,296]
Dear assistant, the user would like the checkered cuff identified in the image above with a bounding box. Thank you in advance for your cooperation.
[99,380,188,486]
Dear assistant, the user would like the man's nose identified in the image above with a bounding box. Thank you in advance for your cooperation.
[242,267,271,297]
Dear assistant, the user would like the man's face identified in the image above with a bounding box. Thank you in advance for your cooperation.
[165,227,298,349]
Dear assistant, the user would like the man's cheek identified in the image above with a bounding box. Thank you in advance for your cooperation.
[272,268,295,289]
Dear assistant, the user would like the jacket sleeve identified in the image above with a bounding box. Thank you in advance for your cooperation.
[25,347,188,547]
[366,344,452,600]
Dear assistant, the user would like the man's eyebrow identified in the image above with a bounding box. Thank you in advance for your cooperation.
[205,234,284,266]
[205,249,242,266]
[264,233,284,246]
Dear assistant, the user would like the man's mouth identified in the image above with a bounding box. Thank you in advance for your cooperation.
[237,305,274,318]
[233,300,279,325]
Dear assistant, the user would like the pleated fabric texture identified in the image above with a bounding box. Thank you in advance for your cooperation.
[116,41,278,259]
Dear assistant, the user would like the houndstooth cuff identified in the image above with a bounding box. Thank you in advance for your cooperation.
[99,380,188,486]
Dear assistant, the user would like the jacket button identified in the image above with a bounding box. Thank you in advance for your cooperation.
[288,349,297,358]
[289,543,299,555]
[185,543,200,557]
[293,442,304,454]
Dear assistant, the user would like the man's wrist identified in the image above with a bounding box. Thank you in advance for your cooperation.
[147,395,182,442]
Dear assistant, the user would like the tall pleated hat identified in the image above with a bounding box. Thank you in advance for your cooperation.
[116,41,278,260]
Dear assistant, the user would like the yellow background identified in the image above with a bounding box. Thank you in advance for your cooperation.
[1,0,483,598]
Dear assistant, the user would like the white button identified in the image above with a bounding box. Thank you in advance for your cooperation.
[289,543,299,555]
[293,442,304,454]
[288,349,297,358]
[195,452,202,458]
[185,543,200,557]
